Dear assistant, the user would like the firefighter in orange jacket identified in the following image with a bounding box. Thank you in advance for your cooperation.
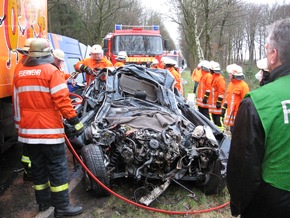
[191,63,202,94]
[114,51,127,67]
[74,44,113,86]
[163,58,183,95]
[13,38,84,216]
[222,64,250,133]
[208,61,226,128]
[196,60,213,120]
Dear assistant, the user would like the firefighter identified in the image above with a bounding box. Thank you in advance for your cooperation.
[150,59,159,69]
[13,38,84,216]
[74,44,113,86]
[191,63,202,94]
[114,51,127,67]
[163,58,183,94]
[208,61,226,128]
[15,37,36,181]
[255,58,270,86]
[222,64,250,133]
[196,60,213,120]
[52,48,70,80]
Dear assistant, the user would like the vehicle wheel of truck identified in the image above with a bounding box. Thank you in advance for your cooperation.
[80,144,110,197]
[195,159,226,195]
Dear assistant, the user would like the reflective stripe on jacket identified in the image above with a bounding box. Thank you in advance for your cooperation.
[224,79,249,126]
[13,61,77,144]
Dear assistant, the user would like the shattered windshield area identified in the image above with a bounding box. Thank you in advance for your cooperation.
[113,35,163,56]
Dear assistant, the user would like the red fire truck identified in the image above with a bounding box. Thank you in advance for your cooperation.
[103,24,165,67]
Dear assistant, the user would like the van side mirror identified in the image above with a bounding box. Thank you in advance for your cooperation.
[164,39,168,50]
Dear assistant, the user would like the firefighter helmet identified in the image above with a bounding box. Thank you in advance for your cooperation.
[28,38,52,57]
[116,51,127,60]
[256,58,268,71]
[17,38,36,55]
[152,59,159,65]
[90,44,103,54]
[52,49,65,61]
[210,61,221,73]
[226,64,244,76]
[163,58,177,66]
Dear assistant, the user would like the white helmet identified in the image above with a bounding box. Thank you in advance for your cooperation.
[256,58,268,71]
[52,49,65,61]
[200,60,211,72]
[163,58,177,66]
[226,64,244,76]
[90,44,103,54]
[152,59,159,65]
[210,61,221,72]
[116,51,127,60]
[28,38,52,57]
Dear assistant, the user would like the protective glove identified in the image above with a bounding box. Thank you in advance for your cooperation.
[221,103,227,117]
[70,71,79,79]
[202,91,210,104]
[80,65,93,75]
[216,97,223,109]
[74,121,84,136]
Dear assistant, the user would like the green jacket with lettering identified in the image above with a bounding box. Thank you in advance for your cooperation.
[248,75,290,191]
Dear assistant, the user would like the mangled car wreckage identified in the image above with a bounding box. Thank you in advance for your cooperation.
[66,65,230,205]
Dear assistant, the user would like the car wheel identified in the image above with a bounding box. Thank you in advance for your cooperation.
[196,159,226,195]
[80,144,110,197]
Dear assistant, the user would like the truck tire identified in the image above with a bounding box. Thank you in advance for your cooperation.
[81,144,110,197]
[196,159,226,195]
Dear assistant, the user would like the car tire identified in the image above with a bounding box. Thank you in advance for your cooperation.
[196,159,226,195]
[81,144,110,197]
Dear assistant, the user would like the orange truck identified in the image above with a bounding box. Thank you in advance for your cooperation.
[103,24,165,67]
[0,0,47,153]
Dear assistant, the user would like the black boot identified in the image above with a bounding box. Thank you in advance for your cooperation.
[54,205,83,217]
[39,203,51,212]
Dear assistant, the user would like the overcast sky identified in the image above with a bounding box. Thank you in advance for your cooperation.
[141,0,290,46]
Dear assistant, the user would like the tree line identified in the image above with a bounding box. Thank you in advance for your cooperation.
[48,0,290,72]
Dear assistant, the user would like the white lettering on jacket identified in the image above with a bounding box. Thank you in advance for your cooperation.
[281,100,290,124]
[19,69,41,76]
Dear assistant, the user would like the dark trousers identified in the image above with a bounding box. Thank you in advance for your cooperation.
[198,106,210,120]
[212,114,222,127]
[26,143,69,208]
[193,82,199,94]
[241,181,290,218]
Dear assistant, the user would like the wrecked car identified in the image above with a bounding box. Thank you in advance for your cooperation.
[67,65,230,205]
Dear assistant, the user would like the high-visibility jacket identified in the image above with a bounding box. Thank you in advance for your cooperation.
[209,73,226,114]
[166,66,183,95]
[196,70,212,108]
[191,67,202,82]
[74,56,113,85]
[13,59,78,144]
[224,79,249,126]
[114,61,125,67]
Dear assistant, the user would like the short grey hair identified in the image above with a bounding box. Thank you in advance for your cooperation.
[267,18,290,64]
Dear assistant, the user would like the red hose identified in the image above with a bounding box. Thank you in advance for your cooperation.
[65,135,230,215]
[69,92,83,106]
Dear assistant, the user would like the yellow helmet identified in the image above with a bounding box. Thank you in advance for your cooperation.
[28,38,52,57]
